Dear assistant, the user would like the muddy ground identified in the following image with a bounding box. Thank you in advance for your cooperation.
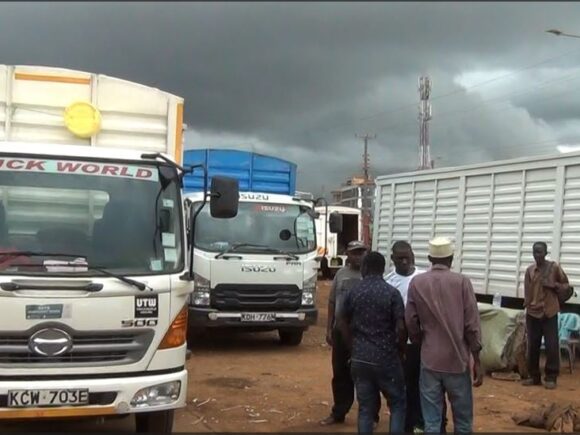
[1,280,579,433]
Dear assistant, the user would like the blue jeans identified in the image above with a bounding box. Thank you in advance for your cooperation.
[420,365,473,434]
[351,360,406,434]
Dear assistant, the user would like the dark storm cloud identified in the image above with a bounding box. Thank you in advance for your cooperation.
[2,2,580,194]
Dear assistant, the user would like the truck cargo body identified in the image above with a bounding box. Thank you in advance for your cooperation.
[314,205,362,278]
[373,151,580,310]
[0,65,190,432]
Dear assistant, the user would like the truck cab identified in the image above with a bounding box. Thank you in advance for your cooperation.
[185,191,318,345]
[0,65,238,432]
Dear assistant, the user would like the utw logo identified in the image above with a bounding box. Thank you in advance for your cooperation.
[136,298,157,308]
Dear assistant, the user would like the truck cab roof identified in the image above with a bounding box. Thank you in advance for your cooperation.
[0,142,176,164]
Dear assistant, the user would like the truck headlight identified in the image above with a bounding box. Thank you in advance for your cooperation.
[130,381,181,408]
[190,273,210,306]
[302,275,317,306]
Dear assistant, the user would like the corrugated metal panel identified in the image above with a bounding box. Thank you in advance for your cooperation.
[0,65,183,158]
[374,153,580,305]
[560,164,580,291]
[182,149,297,195]
[487,171,523,297]
[374,184,393,256]
[461,174,492,292]
[410,181,436,271]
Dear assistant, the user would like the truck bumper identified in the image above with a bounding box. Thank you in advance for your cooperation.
[188,306,318,329]
[0,368,187,420]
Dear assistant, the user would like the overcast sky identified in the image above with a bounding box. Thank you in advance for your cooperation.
[2,2,580,196]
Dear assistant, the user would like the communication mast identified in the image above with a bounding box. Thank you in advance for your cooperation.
[418,76,433,170]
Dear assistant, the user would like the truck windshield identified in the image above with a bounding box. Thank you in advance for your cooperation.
[0,156,183,276]
[194,202,316,254]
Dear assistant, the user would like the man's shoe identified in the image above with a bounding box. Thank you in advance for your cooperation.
[545,380,557,390]
[522,378,541,386]
[319,415,345,426]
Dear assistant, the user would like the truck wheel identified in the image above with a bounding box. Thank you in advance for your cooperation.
[278,329,304,346]
[135,409,174,433]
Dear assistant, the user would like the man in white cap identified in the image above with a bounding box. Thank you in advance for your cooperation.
[405,236,483,434]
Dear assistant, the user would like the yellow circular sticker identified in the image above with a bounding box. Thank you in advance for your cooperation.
[64,101,102,138]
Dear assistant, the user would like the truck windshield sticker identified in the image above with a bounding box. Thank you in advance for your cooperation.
[26,304,63,320]
[254,204,288,213]
[0,158,159,182]
[164,248,177,263]
[162,233,176,247]
[134,295,158,318]
[149,259,163,271]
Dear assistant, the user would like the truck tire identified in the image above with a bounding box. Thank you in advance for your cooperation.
[278,329,304,346]
[135,409,174,433]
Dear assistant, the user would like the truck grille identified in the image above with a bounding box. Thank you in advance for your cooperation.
[0,328,154,368]
[212,284,302,311]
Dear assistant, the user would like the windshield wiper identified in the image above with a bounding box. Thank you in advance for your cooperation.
[215,244,299,260]
[0,251,150,291]
[215,243,271,259]
[87,266,150,291]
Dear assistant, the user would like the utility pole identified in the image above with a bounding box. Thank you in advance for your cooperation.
[355,133,376,247]
[418,76,433,170]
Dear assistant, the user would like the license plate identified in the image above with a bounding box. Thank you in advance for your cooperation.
[8,389,89,408]
[241,313,276,322]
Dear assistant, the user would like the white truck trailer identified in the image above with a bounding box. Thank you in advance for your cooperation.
[372,151,580,312]
[0,65,237,431]
[314,205,362,278]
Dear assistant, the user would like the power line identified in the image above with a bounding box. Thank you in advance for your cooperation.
[372,73,580,136]
[296,45,580,138]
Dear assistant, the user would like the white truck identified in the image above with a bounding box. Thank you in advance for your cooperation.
[184,191,320,345]
[314,205,362,279]
[0,65,237,432]
[372,150,580,312]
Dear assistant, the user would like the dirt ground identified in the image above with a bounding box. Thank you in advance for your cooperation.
[1,280,578,433]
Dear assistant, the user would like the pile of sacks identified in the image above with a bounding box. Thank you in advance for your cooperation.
[512,402,580,432]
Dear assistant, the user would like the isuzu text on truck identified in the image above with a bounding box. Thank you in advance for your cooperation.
[182,149,335,346]
[0,65,237,432]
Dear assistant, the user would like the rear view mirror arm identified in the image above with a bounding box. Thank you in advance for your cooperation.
[187,163,209,281]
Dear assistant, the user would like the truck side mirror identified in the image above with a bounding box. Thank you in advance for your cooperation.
[307,209,320,219]
[329,212,343,234]
[210,176,239,219]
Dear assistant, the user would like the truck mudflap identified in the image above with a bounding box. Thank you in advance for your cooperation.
[0,369,187,420]
[188,307,318,328]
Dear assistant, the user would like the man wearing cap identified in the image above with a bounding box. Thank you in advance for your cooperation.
[405,237,483,434]
[385,241,450,433]
[321,240,380,426]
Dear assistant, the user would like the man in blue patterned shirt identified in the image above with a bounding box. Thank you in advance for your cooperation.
[339,251,407,434]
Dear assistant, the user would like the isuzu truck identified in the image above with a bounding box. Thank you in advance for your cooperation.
[183,149,322,346]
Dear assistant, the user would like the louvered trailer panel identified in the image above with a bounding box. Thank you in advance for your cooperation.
[373,151,580,308]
